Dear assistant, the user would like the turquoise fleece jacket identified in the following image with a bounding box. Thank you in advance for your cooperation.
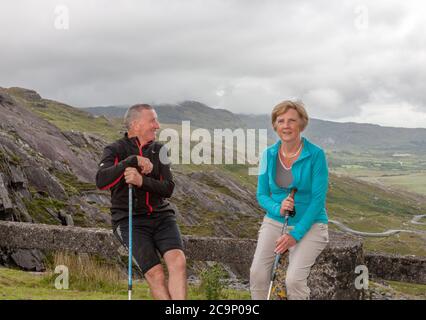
[257,137,329,242]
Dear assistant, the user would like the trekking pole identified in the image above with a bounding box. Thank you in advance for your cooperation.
[128,184,133,301]
[267,188,297,300]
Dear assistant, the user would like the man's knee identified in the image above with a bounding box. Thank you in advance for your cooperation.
[145,265,166,286]
[164,249,187,274]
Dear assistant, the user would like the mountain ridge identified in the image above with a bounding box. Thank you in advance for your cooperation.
[83,101,426,153]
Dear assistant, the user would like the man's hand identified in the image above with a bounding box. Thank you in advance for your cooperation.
[280,195,294,216]
[136,156,153,175]
[274,234,297,254]
[124,167,143,187]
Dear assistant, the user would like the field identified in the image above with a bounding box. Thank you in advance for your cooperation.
[329,150,426,196]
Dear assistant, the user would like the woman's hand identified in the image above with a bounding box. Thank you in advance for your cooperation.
[274,234,297,254]
[280,195,294,216]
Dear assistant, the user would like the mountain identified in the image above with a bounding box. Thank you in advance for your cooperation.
[86,101,246,130]
[84,104,426,154]
[1,87,425,257]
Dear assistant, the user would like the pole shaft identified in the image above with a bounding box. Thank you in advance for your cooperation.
[128,185,133,300]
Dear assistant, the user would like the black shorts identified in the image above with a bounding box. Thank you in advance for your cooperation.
[112,212,184,275]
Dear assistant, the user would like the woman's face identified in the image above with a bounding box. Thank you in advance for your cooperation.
[275,108,302,143]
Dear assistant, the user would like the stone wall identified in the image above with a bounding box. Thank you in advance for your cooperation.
[0,221,255,265]
[0,221,426,284]
[365,252,426,285]
[0,220,367,299]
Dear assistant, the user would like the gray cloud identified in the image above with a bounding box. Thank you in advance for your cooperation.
[0,0,425,127]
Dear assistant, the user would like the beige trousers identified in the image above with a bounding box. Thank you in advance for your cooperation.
[250,216,329,300]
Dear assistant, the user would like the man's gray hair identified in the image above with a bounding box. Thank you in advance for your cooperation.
[123,104,153,130]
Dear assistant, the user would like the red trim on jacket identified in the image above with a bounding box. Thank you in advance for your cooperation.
[135,138,153,215]
[100,156,124,190]
[145,193,153,214]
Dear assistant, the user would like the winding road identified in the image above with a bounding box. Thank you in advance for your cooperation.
[329,215,426,237]
[410,214,426,225]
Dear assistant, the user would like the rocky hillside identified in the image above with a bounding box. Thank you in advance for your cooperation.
[0,88,110,227]
[0,87,263,238]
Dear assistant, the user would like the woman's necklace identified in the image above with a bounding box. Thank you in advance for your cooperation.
[281,141,303,158]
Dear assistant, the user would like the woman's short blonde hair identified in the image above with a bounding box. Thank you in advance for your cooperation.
[271,100,309,131]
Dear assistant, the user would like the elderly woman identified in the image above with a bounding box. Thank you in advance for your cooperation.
[250,100,329,300]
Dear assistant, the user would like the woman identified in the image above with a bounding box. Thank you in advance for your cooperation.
[250,100,329,300]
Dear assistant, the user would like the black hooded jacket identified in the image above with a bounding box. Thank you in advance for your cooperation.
[96,133,175,223]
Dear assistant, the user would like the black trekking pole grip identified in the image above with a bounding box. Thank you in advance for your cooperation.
[283,188,297,217]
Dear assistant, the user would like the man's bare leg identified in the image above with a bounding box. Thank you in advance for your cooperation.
[163,249,187,300]
[144,264,171,300]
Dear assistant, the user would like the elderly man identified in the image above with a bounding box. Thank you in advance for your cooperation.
[96,104,187,300]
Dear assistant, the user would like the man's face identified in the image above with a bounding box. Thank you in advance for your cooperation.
[133,109,160,142]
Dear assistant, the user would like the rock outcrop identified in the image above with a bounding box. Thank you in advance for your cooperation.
[271,231,364,300]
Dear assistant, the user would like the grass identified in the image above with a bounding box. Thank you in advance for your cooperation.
[359,172,426,196]
[327,174,426,256]
[0,147,21,167]
[23,196,67,225]
[23,193,97,227]
[0,266,152,300]
[27,99,123,142]
[368,280,426,300]
[385,280,426,298]
[362,233,426,257]
[54,170,96,196]
[3,266,425,300]
[329,150,426,196]
[0,251,251,300]
[42,252,125,293]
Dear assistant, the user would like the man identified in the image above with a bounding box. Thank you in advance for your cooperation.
[96,104,187,300]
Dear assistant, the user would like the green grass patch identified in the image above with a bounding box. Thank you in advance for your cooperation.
[0,148,21,166]
[363,233,426,256]
[359,172,426,196]
[23,196,66,225]
[54,171,96,196]
[385,280,426,298]
[0,253,250,300]
[9,92,122,142]
[179,225,215,237]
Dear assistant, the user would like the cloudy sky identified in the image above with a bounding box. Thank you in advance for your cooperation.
[1,0,425,128]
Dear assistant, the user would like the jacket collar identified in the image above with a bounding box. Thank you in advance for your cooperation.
[272,136,311,163]
[124,132,153,149]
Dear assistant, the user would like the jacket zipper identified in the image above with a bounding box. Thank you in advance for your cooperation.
[135,138,153,215]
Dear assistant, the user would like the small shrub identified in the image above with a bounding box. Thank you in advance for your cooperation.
[198,263,227,300]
